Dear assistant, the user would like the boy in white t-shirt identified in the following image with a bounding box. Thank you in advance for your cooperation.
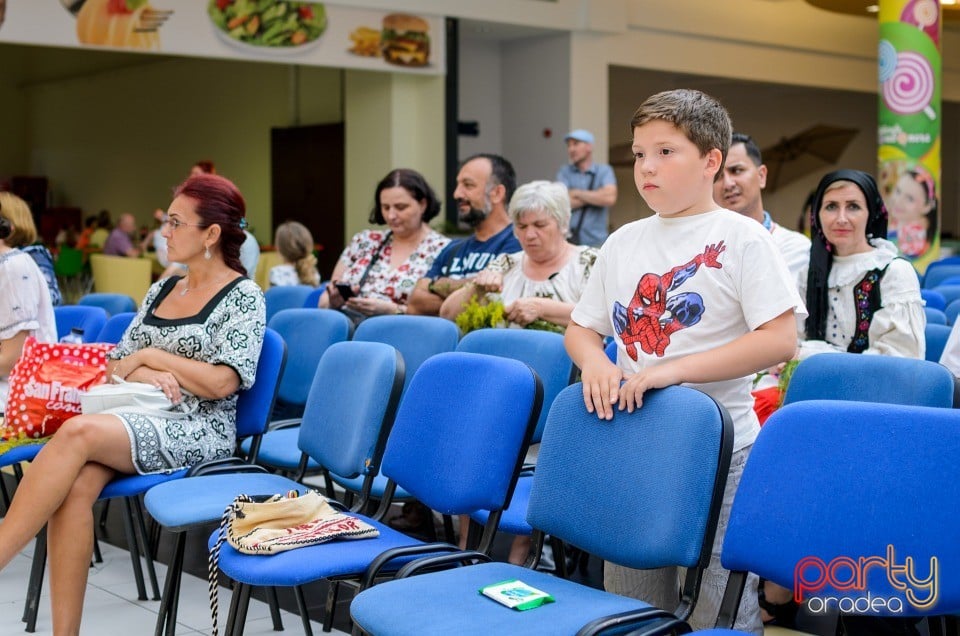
[565,89,804,633]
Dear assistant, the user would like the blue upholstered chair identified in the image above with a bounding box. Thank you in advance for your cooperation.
[212,352,543,634]
[78,292,137,317]
[934,284,960,308]
[456,329,576,564]
[53,304,108,342]
[683,401,960,634]
[350,384,733,636]
[328,315,460,505]
[946,299,960,326]
[95,312,136,344]
[303,282,327,308]
[921,288,947,311]
[926,323,954,363]
[923,263,960,289]
[145,339,403,636]
[926,306,949,326]
[784,352,954,408]
[265,284,316,323]
[241,309,352,478]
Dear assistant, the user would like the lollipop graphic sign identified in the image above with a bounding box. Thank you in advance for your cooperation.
[878,0,941,272]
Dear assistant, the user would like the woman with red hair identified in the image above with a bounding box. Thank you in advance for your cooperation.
[0,174,265,633]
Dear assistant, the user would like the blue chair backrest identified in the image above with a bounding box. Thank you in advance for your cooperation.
[528,384,732,570]
[941,276,960,287]
[78,293,137,317]
[456,329,573,443]
[303,282,327,308]
[236,328,287,441]
[604,338,617,363]
[298,341,404,480]
[946,299,960,326]
[353,315,459,393]
[923,264,960,289]
[53,305,108,343]
[722,400,960,617]
[96,312,136,344]
[926,306,948,326]
[267,308,352,407]
[925,323,953,363]
[265,285,316,324]
[381,352,542,515]
[784,352,954,407]
[933,284,960,307]
[921,289,947,311]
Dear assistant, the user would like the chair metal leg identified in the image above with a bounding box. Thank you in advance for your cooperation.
[128,496,161,600]
[22,526,46,633]
[322,581,341,633]
[154,531,186,636]
[266,587,284,631]
[98,499,111,529]
[294,585,315,636]
[92,534,103,563]
[442,514,456,544]
[120,497,149,600]
[228,583,252,636]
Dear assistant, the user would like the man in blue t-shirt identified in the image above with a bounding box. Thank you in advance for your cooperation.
[556,129,618,248]
[407,153,522,316]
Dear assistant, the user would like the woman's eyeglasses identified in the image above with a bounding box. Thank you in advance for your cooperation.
[162,215,207,231]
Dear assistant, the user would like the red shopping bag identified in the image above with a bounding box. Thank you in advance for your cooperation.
[2,337,114,448]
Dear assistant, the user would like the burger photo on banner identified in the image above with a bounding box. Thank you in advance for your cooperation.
[380,13,429,67]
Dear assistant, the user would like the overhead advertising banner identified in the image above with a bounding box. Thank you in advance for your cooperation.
[0,1,445,75]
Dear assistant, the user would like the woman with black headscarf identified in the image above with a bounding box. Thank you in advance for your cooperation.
[797,169,924,359]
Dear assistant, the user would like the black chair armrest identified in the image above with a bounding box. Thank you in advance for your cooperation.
[266,418,303,431]
[359,542,465,589]
[576,608,687,636]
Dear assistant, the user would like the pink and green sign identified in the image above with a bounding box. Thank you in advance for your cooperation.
[878,0,941,271]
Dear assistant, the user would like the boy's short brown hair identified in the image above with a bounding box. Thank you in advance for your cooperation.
[630,89,732,181]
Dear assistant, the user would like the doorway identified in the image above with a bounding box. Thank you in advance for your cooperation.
[270,123,345,279]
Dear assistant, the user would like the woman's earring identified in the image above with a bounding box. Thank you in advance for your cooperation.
[204,246,212,260]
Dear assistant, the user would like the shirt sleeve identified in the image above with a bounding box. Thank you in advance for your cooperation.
[0,256,43,340]
[570,242,614,336]
[863,259,925,358]
[206,280,266,390]
[597,164,617,188]
[733,231,807,331]
[425,240,458,279]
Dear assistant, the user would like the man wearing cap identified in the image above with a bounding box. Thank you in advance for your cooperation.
[556,129,618,247]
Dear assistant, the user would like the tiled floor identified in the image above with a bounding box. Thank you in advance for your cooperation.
[0,538,348,636]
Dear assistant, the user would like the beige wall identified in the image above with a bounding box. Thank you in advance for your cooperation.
[9,48,342,244]
[344,70,445,241]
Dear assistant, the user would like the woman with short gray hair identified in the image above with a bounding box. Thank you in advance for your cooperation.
[441,180,598,333]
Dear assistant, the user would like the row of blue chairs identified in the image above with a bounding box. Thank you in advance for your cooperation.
[350,352,960,635]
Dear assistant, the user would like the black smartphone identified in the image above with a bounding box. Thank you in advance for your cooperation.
[335,283,356,300]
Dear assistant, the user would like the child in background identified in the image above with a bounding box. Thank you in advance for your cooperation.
[270,221,320,287]
[888,168,936,259]
[564,89,804,633]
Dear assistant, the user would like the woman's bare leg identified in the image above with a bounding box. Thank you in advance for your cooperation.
[0,414,136,571]
[48,462,115,636]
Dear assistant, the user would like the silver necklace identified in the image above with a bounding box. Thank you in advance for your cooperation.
[180,274,228,296]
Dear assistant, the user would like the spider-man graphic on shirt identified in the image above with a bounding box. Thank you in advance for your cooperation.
[613,242,725,360]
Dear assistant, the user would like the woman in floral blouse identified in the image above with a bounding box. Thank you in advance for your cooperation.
[319,168,449,319]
